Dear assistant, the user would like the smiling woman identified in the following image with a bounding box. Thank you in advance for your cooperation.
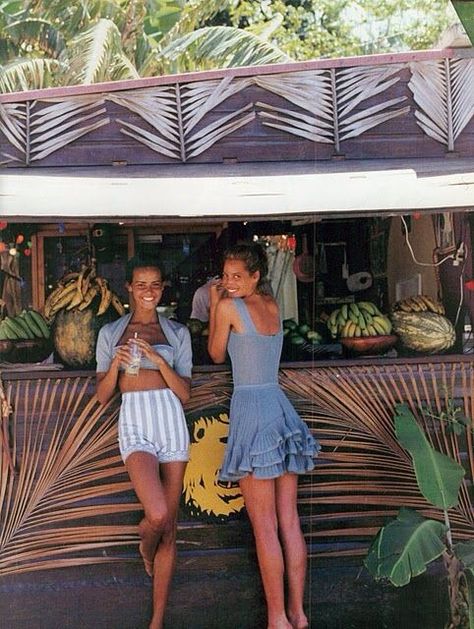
[95,255,193,629]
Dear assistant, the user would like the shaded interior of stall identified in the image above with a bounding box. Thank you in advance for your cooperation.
[0,209,472,366]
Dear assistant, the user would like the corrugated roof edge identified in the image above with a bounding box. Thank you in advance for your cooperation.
[0,47,468,104]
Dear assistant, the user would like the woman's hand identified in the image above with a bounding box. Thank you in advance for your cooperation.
[113,344,134,370]
[129,337,164,370]
[209,277,226,307]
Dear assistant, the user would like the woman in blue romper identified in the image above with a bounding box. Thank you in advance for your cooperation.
[208,243,319,629]
[96,257,192,629]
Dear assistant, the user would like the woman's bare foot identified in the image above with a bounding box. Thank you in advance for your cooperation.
[267,617,292,629]
[288,612,309,629]
[139,541,154,577]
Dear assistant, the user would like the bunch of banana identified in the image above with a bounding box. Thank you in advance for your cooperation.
[44,266,126,321]
[327,301,393,339]
[392,295,445,315]
[0,309,50,340]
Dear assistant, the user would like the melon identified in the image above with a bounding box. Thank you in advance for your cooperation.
[53,306,119,369]
[391,311,456,354]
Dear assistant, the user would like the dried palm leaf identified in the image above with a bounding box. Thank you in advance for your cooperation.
[279,361,474,557]
[0,377,140,576]
[409,58,474,151]
[0,97,110,165]
[0,103,26,162]
[255,65,408,152]
[112,77,255,161]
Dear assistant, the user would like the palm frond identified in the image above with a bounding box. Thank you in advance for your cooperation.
[0,57,61,93]
[5,18,65,57]
[0,377,140,576]
[156,26,291,75]
[0,96,110,163]
[336,64,409,145]
[279,361,474,556]
[29,97,110,162]
[255,71,334,144]
[111,76,255,161]
[158,0,234,49]
[65,18,128,85]
[409,58,474,151]
[0,102,26,161]
[255,64,408,151]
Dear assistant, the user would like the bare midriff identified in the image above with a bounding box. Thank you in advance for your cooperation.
[119,369,168,393]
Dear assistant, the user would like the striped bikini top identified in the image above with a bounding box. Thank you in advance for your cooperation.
[117,343,174,371]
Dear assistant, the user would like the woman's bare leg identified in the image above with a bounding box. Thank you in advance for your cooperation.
[276,474,309,629]
[125,451,168,576]
[149,461,187,629]
[239,475,292,629]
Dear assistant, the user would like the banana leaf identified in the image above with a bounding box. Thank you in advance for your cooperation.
[467,571,474,629]
[394,404,465,510]
[364,507,446,587]
[457,543,474,629]
[455,540,474,574]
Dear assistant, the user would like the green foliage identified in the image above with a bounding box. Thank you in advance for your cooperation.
[365,402,473,627]
[365,507,446,586]
[0,0,457,91]
[0,0,291,91]
[394,403,465,510]
[451,0,474,44]
[212,0,454,59]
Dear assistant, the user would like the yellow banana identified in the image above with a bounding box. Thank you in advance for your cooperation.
[373,315,392,335]
[366,324,378,337]
[111,293,126,316]
[78,285,99,311]
[96,277,112,316]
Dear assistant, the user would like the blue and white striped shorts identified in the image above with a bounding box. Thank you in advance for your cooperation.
[118,389,190,463]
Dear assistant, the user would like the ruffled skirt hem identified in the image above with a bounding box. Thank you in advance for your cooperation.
[218,385,320,481]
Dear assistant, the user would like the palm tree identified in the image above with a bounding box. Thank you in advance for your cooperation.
[0,0,290,92]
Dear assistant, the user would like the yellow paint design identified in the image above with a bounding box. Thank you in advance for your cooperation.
[183,413,244,518]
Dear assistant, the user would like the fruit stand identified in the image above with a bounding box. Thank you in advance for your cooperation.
[0,44,473,627]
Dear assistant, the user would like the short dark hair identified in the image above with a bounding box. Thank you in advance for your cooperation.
[126,255,163,283]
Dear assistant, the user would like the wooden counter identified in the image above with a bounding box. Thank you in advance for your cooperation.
[1,356,473,579]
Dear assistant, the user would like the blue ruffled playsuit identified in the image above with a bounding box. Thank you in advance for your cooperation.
[219,298,320,481]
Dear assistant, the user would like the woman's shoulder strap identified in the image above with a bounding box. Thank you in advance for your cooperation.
[233,298,257,334]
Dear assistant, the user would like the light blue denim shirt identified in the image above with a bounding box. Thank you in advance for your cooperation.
[95,312,192,378]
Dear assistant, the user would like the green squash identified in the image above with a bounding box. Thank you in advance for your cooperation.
[391,311,456,354]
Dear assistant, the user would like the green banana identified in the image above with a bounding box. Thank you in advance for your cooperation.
[348,310,359,324]
[11,315,34,339]
[341,304,348,320]
[328,309,339,327]
[4,316,31,339]
[337,312,347,327]
[28,309,50,338]
[0,323,9,340]
[20,311,43,338]
[357,301,376,315]
[349,303,361,317]
[2,317,21,339]
[357,313,367,330]
[362,311,373,325]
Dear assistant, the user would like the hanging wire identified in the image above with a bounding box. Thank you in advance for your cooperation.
[400,215,467,328]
